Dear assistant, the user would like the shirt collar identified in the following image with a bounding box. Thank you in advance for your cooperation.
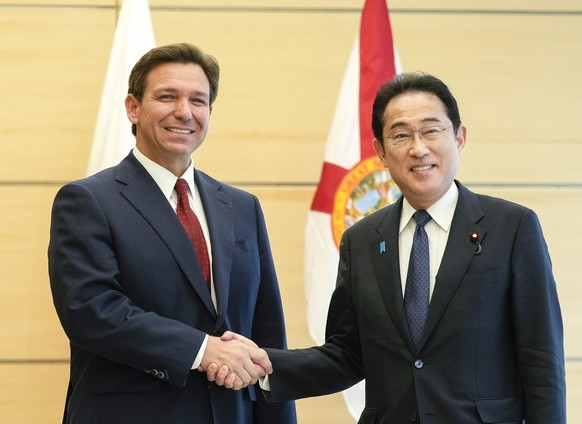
[133,147,196,201]
[399,182,459,233]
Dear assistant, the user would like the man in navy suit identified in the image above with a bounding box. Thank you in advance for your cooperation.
[211,73,566,423]
[48,43,296,424]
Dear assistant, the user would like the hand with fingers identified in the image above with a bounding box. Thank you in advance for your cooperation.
[198,332,271,390]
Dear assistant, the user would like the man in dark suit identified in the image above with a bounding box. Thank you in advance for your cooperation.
[212,73,566,423]
[48,43,296,424]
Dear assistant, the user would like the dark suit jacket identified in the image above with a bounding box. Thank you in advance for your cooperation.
[49,152,296,424]
[266,181,565,424]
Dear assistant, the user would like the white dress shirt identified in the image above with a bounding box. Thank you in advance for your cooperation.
[398,182,459,300]
[133,147,213,369]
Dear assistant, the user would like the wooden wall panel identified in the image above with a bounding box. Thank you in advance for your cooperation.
[1,0,577,10]
[151,9,582,184]
[392,13,582,185]
[150,9,356,184]
[0,9,113,182]
[0,186,68,359]
[389,0,582,12]
[146,0,582,12]
[1,4,581,184]
[567,362,582,424]
[0,363,69,424]
[0,0,111,4]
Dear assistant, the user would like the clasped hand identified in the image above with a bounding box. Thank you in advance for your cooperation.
[198,331,269,390]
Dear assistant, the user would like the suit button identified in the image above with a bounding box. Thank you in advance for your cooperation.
[414,359,424,369]
[410,411,417,421]
[144,366,151,374]
[158,372,165,379]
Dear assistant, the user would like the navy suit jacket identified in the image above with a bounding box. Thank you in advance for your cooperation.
[49,152,296,424]
[266,181,565,424]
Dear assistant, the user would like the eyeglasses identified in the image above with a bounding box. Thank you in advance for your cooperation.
[384,125,453,147]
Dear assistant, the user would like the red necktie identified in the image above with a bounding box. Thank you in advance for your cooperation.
[174,178,210,288]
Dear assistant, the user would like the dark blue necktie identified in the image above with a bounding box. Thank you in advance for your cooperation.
[405,210,431,349]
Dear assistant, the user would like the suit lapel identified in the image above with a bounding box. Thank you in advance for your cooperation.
[370,199,413,347]
[418,182,487,349]
[115,155,217,318]
[195,170,233,333]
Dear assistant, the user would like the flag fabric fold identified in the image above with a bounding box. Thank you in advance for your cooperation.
[87,0,155,175]
[304,0,402,418]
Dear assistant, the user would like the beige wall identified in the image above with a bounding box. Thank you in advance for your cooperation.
[1,0,581,422]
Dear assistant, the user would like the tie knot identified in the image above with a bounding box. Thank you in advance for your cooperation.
[413,210,431,227]
[175,178,189,197]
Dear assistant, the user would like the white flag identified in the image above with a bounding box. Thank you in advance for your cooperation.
[87,0,155,175]
[304,0,402,418]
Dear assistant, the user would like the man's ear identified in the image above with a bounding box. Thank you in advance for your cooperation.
[456,124,467,156]
[125,94,140,125]
[373,138,389,168]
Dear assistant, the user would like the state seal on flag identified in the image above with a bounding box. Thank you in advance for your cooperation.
[331,156,401,247]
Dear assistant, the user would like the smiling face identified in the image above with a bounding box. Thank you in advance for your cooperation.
[125,62,212,176]
[372,91,466,210]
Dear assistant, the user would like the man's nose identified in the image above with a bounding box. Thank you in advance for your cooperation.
[174,98,191,119]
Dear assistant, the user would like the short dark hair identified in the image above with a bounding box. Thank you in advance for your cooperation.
[371,72,461,142]
[128,43,220,135]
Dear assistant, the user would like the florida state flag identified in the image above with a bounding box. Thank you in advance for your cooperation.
[304,0,402,417]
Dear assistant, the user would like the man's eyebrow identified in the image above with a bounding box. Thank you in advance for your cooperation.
[388,117,442,130]
[190,90,210,99]
[152,87,209,99]
[420,117,442,125]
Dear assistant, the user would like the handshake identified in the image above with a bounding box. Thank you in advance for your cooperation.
[198,331,270,390]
